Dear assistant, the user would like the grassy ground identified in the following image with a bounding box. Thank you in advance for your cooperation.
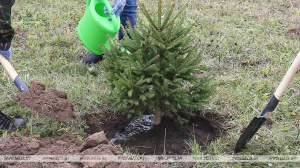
[2,0,300,167]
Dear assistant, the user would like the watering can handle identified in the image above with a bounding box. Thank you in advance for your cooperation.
[86,0,113,14]
[86,0,91,10]
[103,0,113,14]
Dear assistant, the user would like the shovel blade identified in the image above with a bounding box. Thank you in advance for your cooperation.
[235,117,267,153]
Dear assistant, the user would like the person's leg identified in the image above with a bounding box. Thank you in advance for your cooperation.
[0,47,12,62]
[0,1,26,130]
[119,12,137,40]
[119,0,137,40]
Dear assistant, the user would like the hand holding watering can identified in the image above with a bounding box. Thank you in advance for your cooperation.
[78,0,137,64]
[104,0,127,20]
[78,0,121,55]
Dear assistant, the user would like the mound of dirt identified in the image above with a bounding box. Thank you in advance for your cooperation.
[0,132,165,168]
[13,80,75,122]
[85,112,225,155]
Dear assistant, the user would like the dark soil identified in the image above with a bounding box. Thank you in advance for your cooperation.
[13,80,75,122]
[84,112,225,155]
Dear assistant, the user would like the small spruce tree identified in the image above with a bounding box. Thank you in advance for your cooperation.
[102,0,214,125]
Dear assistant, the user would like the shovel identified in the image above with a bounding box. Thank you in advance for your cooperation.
[0,53,28,131]
[0,53,29,93]
[235,51,300,153]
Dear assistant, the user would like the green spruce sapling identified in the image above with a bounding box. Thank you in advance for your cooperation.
[102,0,214,125]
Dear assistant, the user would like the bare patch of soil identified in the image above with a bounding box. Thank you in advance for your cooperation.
[1,80,226,168]
[0,132,164,168]
[1,80,165,167]
[85,112,226,155]
[13,80,75,122]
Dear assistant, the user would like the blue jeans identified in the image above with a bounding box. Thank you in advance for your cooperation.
[119,0,137,40]
[0,47,11,62]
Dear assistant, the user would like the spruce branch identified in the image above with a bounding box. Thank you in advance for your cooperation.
[166,34,186,49]
[150,3,158,26]
[178,52,193,71]
[158,0,162,29]
[165,21,174,43]
[120,24,130,40]
[149,25,164,43]
[161,3,175,29]
[126,21,141,44]
[128,64,133,84]
[145,55,160,67]
[138,50,145,70]
[162,5,186,29]
[149,36,166,49]
[172,24,194,41]
[140,3,158,29]
[138,25,155,40]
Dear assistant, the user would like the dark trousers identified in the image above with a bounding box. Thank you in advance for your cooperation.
[118,0,137,40]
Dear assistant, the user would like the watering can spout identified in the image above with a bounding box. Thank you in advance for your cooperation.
[78,0,121,55]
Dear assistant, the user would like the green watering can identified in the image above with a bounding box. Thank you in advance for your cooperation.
[78,0,121,55]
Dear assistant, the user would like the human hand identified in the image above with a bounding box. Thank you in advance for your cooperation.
[105,0,126,20]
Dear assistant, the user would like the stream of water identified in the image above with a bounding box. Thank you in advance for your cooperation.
[110,115,155,143]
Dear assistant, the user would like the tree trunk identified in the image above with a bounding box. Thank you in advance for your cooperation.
[155,109,161,125]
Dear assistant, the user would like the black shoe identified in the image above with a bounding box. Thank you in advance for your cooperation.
[83,54,104,64]
[0,111,26,131]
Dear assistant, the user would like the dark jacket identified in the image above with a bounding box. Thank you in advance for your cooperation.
[0,0,15,50]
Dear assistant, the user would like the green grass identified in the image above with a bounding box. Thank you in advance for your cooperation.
[1,0,300,167]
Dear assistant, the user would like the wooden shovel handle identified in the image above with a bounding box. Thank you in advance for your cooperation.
[0,53,18,81]
[0,53,30,93]
[274,51,300,100]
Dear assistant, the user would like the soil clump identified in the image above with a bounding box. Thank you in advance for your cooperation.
[13,80,75,122]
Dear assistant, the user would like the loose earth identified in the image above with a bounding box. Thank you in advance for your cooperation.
[0,80,227,168]
[13,80,75,122]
